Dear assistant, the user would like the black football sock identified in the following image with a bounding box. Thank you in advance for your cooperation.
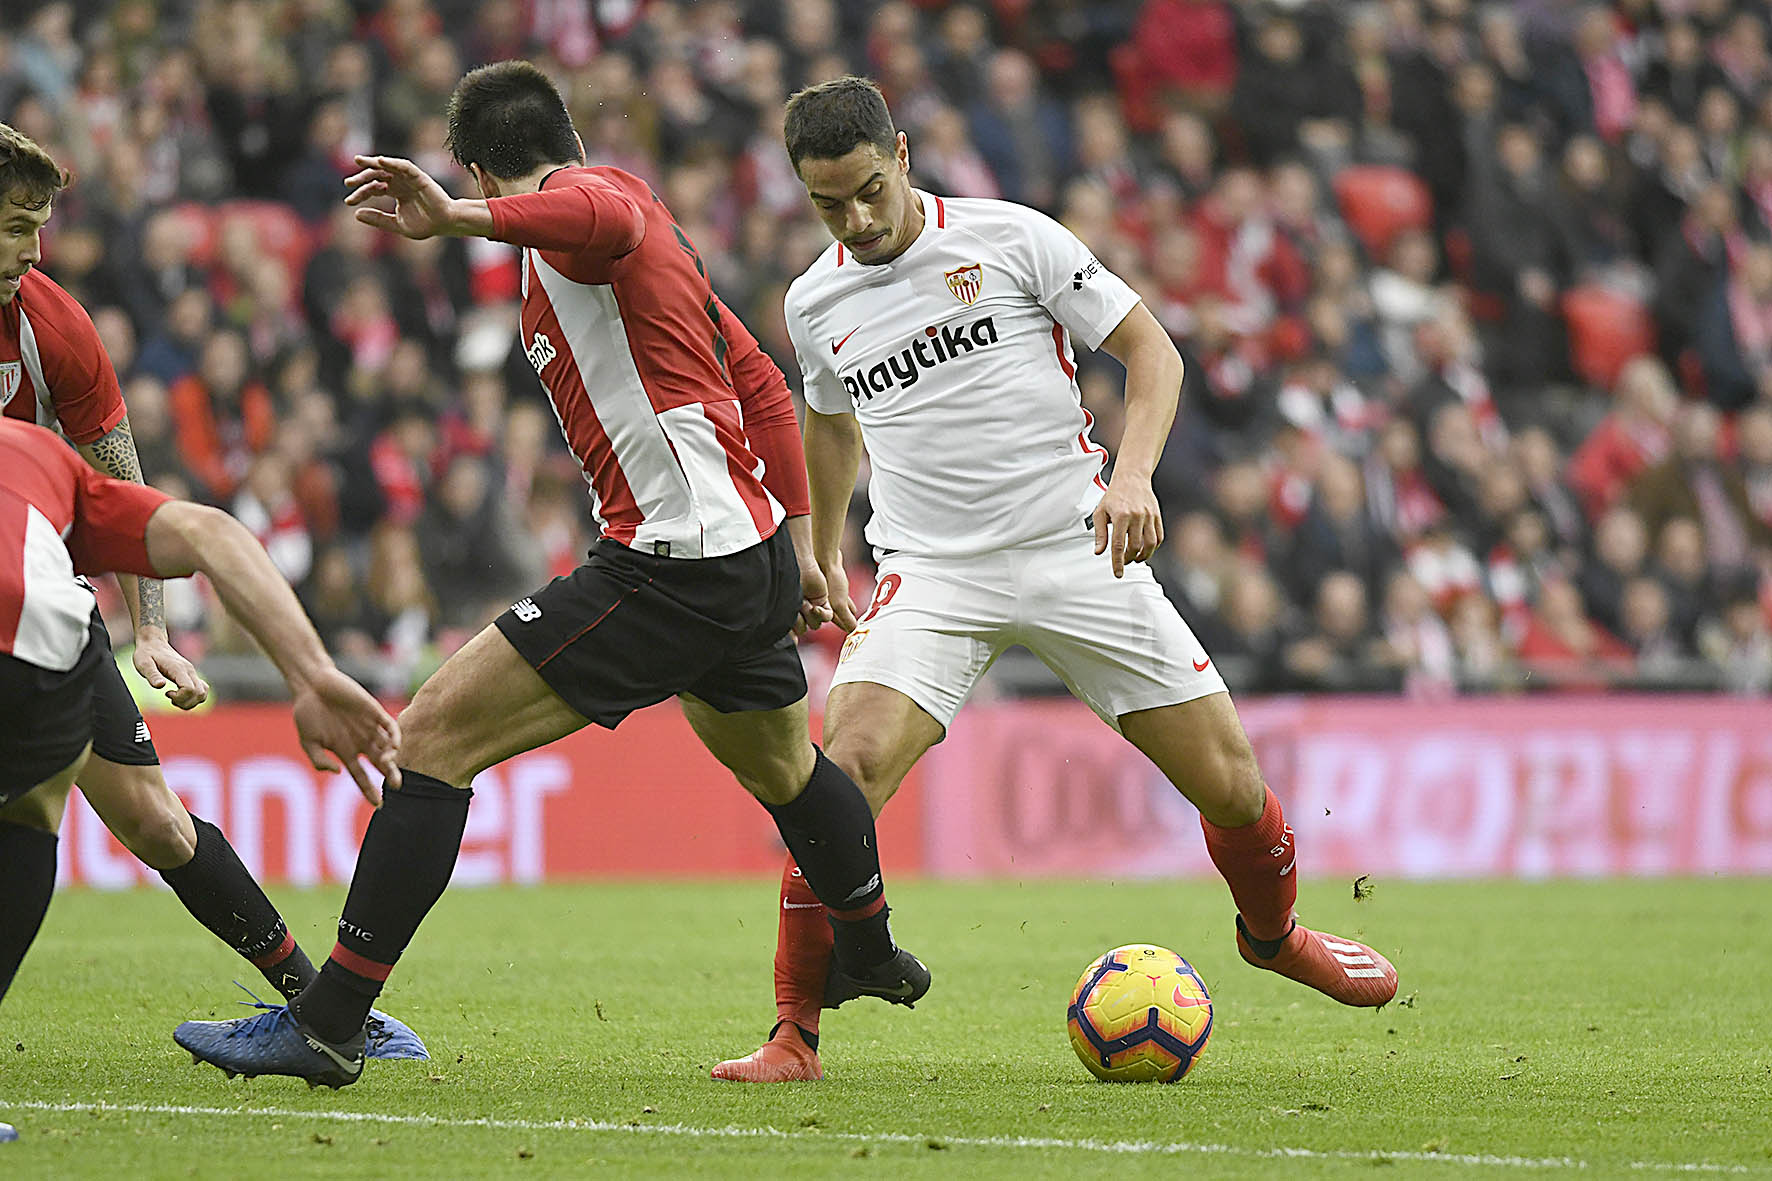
[291,771,471,1044]
[762,749,896,969]
[159,815,318,1000]
[0,821,59,1006]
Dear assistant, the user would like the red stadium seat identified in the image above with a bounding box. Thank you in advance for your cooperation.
[218,200,318,279]
[1561,285,1656,389]
[1332,166,1432,260]
[165,202,219,268]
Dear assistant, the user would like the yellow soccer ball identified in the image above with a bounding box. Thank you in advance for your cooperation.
[1066,944,1213,1082]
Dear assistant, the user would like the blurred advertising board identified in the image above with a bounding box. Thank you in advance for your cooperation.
[923,697,1772,879]
[55,697,1772,885]
[55,703,924,887]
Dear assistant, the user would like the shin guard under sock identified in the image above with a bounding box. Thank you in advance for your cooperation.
[159,815,317,1000]
[762,749,895,967]
[1200,787,1297,942]
[291,771,471,1043]
[0,821,59,1005]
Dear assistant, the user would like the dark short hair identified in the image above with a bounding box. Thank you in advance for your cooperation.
[445,61,582,181]
[783,76,897,170]
[0,122,68,209]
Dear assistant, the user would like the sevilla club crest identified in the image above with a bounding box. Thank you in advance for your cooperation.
[945,262,984,305]
[0,361,20,408]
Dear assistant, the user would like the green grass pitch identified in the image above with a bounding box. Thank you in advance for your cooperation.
[2,877,1770,1178]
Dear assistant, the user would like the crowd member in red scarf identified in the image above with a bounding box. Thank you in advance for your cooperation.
[1567,355,1678,522]
[1515,578,1635,690]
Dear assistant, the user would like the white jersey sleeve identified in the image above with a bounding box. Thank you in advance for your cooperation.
[785,267,852,416]
[1003,206,1141,352]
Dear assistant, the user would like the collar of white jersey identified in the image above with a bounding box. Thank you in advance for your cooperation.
[836,189,947,267]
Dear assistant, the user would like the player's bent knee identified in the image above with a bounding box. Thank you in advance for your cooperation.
[395,686,475,787]
[729,745,817,806]
[112,801,197,870]
[822,735,902,816]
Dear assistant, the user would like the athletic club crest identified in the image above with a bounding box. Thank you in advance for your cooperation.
[0,361,20,408]
[945,262,983,305]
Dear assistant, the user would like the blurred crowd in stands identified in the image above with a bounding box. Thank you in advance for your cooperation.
[6,0,1772,699]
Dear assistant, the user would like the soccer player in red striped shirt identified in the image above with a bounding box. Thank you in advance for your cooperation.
[0,416,400,1013]
[175,61,928,1089]
[0,123,419,1059]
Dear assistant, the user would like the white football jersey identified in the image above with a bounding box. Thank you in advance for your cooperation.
[786,190,1141,556]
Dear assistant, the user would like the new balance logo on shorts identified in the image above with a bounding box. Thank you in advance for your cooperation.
[510,598,542,623]
[134,720,152,745]
[1323,937,1388,979]
[844,873,881,902]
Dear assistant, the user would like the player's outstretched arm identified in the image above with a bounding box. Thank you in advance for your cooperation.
[344,155,487,240]
[803,408,866,631]
[143,501,400,802]
[1094,303,1185,578]
[345,154,645,260]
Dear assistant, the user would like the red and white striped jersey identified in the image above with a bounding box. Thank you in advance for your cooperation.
[0,418,168,671]
[786,191,1142,557]
[1,269,128,444]
[489,165,806,559]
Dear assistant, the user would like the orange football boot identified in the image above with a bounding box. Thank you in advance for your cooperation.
[1235,916,1398,1007]
[710,1022,824,1083]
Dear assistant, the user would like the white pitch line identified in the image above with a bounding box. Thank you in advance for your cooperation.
[2,1100,1758,1174]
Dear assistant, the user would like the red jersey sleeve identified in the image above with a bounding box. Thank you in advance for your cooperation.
[486,171,647,281]
[65,464,170,577]
[30,275,126,444]
[716,296,810,516]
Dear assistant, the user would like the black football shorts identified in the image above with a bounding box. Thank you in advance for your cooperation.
[494,527,808,728]
[0,618,105,803]
[85,607,159,767]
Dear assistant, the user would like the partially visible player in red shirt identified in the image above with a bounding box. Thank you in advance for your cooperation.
[0,416,400,1008]
[0,125,424,1059]
[174,61,927,1089]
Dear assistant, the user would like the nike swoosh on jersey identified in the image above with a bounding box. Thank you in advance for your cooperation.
[831,326,861,354]
[1193,658,1211,672]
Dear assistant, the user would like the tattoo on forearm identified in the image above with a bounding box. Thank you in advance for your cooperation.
[137,574,165,631]
[85,415,166,631]
[87,416,144,484]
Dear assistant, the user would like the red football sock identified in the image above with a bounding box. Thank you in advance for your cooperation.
[774,854,832,1035]
[1200,787,1297,942]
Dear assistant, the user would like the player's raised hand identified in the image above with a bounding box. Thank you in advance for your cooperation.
[291,666,402,806]
[1092,476,1165,578]
[344,154,457,240]
[133,627,209,710]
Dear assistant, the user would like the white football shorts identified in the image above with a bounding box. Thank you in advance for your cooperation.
[829,529,1228,730]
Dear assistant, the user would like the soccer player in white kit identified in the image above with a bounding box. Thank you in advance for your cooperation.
[712,77,1398,1083]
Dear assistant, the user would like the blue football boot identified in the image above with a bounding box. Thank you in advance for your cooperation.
[175,997,364,1089]
[364,1009,428,1060]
